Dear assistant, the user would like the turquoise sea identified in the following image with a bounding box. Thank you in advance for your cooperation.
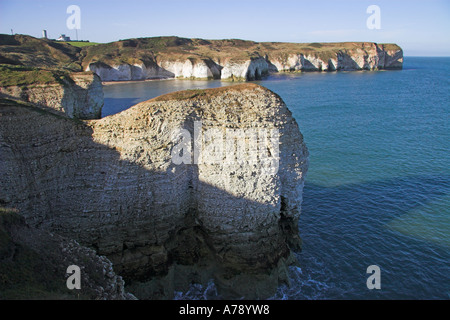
[103,57,450,299]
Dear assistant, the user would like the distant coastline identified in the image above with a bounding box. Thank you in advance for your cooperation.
[84,37,403,82]
[0,34,403,84]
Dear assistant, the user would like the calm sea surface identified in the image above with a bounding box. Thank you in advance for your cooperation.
[103,57,450,299]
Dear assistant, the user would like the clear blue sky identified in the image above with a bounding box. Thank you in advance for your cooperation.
[1,0,449,56]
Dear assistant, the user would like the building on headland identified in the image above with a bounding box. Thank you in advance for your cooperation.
[56,34,71,41]
[42,30,48,39]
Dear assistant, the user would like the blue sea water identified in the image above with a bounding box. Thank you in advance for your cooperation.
[103,57,450,299]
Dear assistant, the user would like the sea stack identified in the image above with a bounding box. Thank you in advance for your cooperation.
[0,84,308,298]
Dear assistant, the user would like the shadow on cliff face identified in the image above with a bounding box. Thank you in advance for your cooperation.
[0,97,303,300]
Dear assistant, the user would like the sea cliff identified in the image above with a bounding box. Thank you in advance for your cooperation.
[82,38,403,82]
[0,34,403,83]
[0,84,308,299]
[0,68,103,119]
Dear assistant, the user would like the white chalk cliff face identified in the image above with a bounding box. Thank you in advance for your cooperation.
[160,58,222,79]
[269,44,403,72]
[86,42,403,82]
[0,84,308,299]
[87,62,174,81]
[220,57,269,80]
[0,72,103,119]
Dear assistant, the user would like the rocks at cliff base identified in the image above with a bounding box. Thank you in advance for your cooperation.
[0,208,135,299]
[0,84,308,299]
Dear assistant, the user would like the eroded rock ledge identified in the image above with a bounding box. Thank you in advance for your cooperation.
[0,84,308,299]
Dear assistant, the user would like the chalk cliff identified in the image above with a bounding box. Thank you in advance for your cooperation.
[81,37,403,82]
[0,84,308,299]
[0,71,103,119]
[0,34,403,83]
[268,43,403,71]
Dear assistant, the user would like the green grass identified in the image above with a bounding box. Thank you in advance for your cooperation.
[0,34,82,71]
[66,41,100,48]
[152,83,262,102]
[0,64,72,87]
[81,36,403,71]
[156,88,207,101]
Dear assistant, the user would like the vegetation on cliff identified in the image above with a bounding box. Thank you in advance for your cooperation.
[81,36,402,69]
[0,34,82,71]
[0,64,74,87]
[0,34,402,80]
[66,41,100,48]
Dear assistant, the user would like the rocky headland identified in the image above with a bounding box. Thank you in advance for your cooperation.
[0,34,403,84]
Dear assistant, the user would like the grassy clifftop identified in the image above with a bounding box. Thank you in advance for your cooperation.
[0,64,74,87]
[81,36,402,68]
[81,36,261,66]
[151,83,269,102]
[0,34,403,80]
[0,35,98,87]
[0,34,82,71]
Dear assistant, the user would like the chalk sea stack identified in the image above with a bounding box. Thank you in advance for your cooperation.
[0,83,308,299]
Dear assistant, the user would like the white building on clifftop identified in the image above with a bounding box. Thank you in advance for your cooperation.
[56,34,71,41]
